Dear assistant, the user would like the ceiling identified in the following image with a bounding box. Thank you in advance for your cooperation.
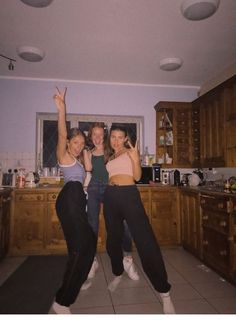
[1,0,236,88]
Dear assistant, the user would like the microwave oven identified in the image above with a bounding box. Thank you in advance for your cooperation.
[136,165,161,184]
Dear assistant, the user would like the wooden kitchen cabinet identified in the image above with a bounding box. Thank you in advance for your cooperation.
[200,193,236,282]
[45,192,66,253]
[0,188,12,260]
[192,74,236,168]
[154,101,197,168]
[224,78,236,166]
[180,188,202,258]
[196,91,225,167]
[10,190,47,255]
[139,186,151,219]
[10,186,180,256]
[151,187,181,246]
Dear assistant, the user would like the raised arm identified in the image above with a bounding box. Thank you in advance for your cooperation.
[53,87,68,162]
[127,140,142,181]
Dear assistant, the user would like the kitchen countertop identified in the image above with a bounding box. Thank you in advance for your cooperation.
[180,185,236,197]
[3,183,236,197]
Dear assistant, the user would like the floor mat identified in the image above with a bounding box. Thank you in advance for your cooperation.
[0,255,67,314]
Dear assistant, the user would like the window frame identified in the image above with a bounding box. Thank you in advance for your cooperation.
[36,112,144,169]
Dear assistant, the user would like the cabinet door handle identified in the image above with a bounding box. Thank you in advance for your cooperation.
[219,221,227,227]
[52,194,57,200]
[3,197,11,202]
[219,250,227,256]
[201,195,216,199]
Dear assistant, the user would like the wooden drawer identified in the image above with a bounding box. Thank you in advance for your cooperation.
[47,192,59,201]
[203,227,230,271]
[16,193,45,202]
[200,195,231,213]
[202,210,230,234]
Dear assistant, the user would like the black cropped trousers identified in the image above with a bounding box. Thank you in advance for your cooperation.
[103,184,171,293]
[55,181,96,306]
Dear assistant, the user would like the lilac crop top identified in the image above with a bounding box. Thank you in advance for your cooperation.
[59,159,86,184]
[106,152,133,178]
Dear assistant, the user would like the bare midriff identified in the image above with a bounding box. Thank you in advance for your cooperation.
[109,174,135,186]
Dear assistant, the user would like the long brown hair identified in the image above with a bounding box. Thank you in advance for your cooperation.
[67,127,86,165]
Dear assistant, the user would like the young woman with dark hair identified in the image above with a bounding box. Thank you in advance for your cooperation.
[103,124,175,314]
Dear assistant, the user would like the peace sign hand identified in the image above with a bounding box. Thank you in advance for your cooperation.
[53,87,67,112]
[127,140,140,163]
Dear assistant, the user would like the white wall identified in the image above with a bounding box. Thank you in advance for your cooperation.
[0,77,198,171]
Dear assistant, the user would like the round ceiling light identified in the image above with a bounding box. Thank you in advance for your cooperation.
[181,0,220,21]
[20,0,54,8]
[17,46,45,62]
[160,57,183,71]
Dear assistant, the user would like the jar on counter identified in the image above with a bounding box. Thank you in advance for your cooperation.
[16,168,26,188]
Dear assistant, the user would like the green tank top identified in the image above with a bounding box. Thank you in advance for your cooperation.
[91,155,109,183]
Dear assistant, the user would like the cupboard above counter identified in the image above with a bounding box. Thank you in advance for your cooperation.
[155,74,236,168]
[154,101,198,168]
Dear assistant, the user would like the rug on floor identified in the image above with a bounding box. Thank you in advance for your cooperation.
[0,255,67,314]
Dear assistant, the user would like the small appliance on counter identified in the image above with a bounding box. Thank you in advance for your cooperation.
[25,171,36,188]
[136,164,161,184]
[152,164,161,182]
[181,173,191,186]
[174,169,181,186]
[162,170,170,185]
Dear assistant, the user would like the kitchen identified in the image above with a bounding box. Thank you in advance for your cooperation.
[1,0,236,316]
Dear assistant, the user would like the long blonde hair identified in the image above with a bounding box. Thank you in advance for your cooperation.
[87,122,110,163]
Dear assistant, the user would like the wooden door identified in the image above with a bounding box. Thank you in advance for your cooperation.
[13,194,46,255]
[180,190,201,258]
[151,189,180,246]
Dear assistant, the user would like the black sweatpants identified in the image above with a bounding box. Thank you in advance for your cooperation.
[103,185,171,293]
[55,181,96,306]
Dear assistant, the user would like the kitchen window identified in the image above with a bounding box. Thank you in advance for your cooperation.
[36,113,144,169]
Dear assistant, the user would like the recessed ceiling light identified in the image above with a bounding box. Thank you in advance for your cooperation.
[17,46,45,62]
[181,0,220,21]
[20,0,54,8]
[160,57,183,71]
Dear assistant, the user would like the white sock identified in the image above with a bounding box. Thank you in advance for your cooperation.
[108,275,122,292]
[81,280,92,290]
[160,292,176,314]
[52,301,71,314]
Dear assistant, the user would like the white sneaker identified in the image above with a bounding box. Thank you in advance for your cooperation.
[88,257,99,279]
[123,256,140,281]
[160,292,176,314]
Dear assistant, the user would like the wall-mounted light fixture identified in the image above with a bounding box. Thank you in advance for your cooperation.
[0,54,16,71]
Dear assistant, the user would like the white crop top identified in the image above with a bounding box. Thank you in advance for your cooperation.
[106,152,133,178]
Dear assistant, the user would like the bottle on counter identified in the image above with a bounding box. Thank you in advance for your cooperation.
[0,162,2,186]
[16,168,26,188]
[143,146,150,166]
[224,179,230,191]
[11,169,18,187]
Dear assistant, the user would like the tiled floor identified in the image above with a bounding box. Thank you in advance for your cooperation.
[1,247,236,314]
